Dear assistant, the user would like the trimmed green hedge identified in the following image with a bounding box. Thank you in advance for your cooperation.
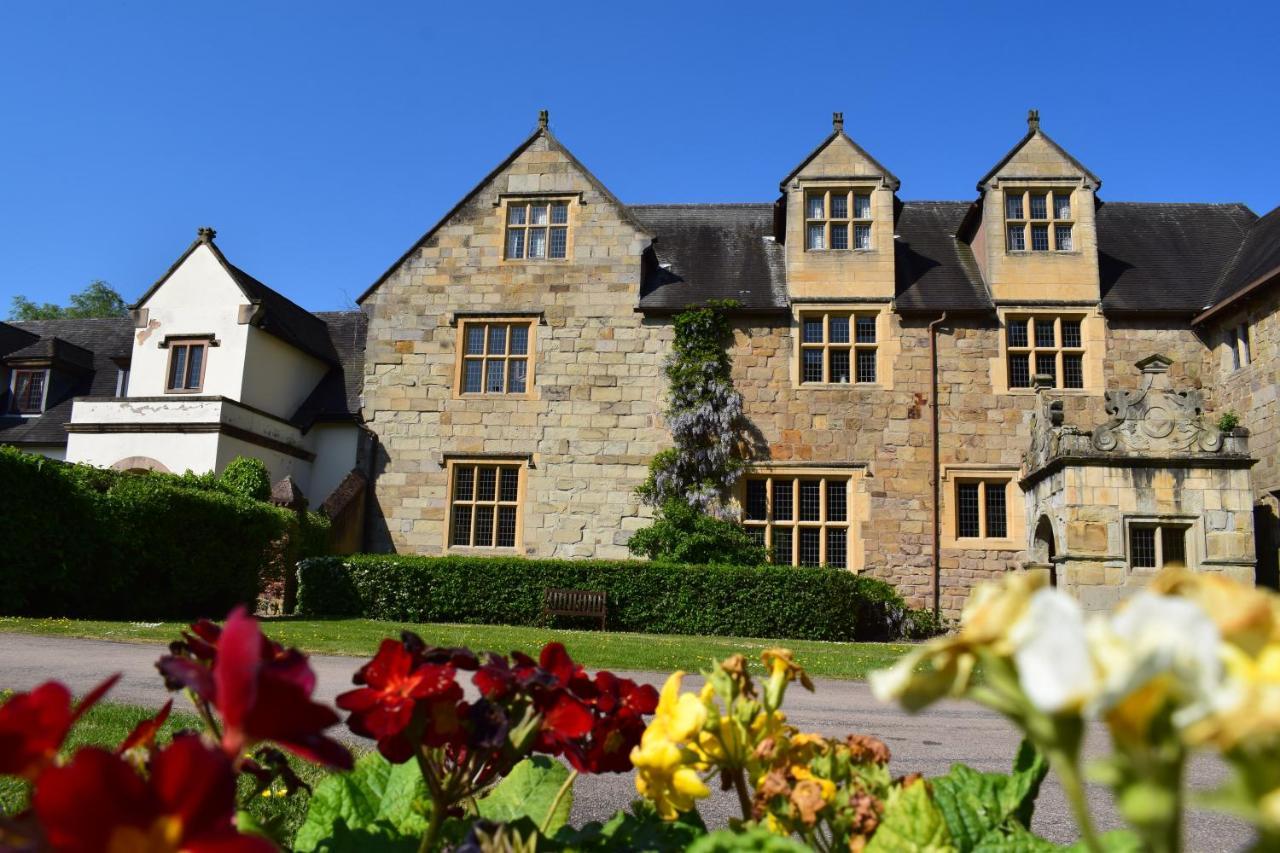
[295,554,913,642]
[0,447,296,619]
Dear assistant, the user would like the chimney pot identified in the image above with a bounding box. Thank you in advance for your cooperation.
[538,109,549,130]
[1027,109,1040,131]
[832,111,844,133]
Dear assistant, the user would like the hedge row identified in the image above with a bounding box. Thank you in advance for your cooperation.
[295,554,914,642]
[0,447,299,619]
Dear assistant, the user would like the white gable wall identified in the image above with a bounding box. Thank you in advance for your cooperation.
[240,326,329,419]
[129,244,250,399]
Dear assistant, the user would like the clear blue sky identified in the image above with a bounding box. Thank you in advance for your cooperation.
[2,1,1277,312]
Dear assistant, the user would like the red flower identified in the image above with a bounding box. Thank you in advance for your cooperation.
[561,671,657,774]
[33,734,274,853]
[157,607,351,770]
[117,700,173,756]
[337,639,462,762]
[0,675,118,781]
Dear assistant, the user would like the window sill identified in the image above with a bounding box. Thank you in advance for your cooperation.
[946,538,1021,551]
[453,392,536,400]
[1004,387,1097,396]
[797,382,884,390]
[501,258,569,264]
[164,388,206,395]
[804,249,876,254]
[446,545,521,553]
[1005,250,1082,257]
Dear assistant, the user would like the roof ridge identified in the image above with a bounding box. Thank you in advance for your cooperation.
[1102,200,1253,208]
[628,202,774,209]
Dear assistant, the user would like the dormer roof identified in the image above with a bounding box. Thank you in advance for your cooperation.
[358,111,650,304]
[779,113,901,191]
[976,110,1101,190]
[2,336,95,371]
[132,229,338,366]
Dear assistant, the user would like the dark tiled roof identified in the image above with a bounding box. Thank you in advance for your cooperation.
[0,318,133,446]
[291,310,368,428]
[1096,202,1255,314]
[224,261,339,365]
[1212,204,1280,304]
[894,202,991,313]
[631,204,787,313]
[0,322,38,355]
[3,336,96,371]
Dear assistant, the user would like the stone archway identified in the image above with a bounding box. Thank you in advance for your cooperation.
[1032,515,1058,587]
[111,456,171,474]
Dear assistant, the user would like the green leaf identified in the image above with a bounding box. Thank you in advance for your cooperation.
[865,778,956,853]
[476,756,574,835]
[970,821,1058,853]
[554,801,705,852]
[930,741,1048,852]
[294,753,429,852]
[686,827,811,852]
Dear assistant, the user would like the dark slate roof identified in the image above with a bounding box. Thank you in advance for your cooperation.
[3,336,96,371]
[1096,202,1255,314]
[0,318,133,446]
[0,322,37,355]
[894,202,991,313]
[631,204,787,313]
[290,310,368,429]
[223,260,339,365]
[1212,204,1280,304]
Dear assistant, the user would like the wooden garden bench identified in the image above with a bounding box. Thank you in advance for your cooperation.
[542,588,607,630]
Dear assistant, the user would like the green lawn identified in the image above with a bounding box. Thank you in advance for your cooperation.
[0,699,332,847]
[0,616,912,681]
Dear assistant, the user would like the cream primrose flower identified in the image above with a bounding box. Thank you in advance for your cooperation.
[1087,592,1224,733]
[1008,588,1099,715]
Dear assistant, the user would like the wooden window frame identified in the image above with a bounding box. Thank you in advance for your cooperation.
[741,473,852,568]
[798,311,879,386]
[444,459,526,551]
[1005,314,1086,390]
[164,339,209,394]
[10,368,49,414]
[954,478,1011,541]
[1004,188,1074,253]
[503,198,573,261]
[804,188,874,252]
[453,319,537,398]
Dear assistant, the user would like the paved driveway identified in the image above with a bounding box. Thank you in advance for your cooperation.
[0,634,1253,849]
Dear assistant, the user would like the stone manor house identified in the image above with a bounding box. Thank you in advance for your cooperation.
[4,111,1279,614]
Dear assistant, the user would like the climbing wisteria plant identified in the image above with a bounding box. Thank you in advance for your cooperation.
[638,300,747,514]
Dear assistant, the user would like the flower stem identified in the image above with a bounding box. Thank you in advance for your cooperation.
[731,768,752,821]
[1048,747,1104,853]
[540,769,578,836]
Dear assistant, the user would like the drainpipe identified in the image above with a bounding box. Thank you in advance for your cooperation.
[928,312,948,617]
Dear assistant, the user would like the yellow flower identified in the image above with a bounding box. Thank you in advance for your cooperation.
[1187,642,1280,748]
[631,672,711,820]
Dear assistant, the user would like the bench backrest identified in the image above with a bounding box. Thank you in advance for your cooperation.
[544,588,606,612]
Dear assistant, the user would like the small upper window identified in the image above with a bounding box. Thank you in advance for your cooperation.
[799,312,878,385]
[457,321,534,395]
[955,479,1010,540]
[505,200,569,260]
[1129,523,1190,570]
[166,341,207,393]
[1230,324,1252,370]
[1005,189,1074,252]
[1006,315,1085,389]
[11,369,48,414]
[805,189,873,251]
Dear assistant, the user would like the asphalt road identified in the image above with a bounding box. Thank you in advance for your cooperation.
[0,634,1253,850]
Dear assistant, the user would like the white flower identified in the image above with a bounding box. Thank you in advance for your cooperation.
[1009,588,1099,714]
[1088,592,1224,729]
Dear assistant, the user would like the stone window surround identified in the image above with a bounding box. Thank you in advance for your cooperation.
[452,316,539,399]
[1001,183,1079,255]
[498,194,578,263]
[9,366,49,415]
[790,304,897,391]
[991,307,1104,395]
[803,185,875,252]
[443,456,528,553]
[1123,514,1201,574]
[159,334,218,395]
[736,463,869,572]
[940,464,1024,550]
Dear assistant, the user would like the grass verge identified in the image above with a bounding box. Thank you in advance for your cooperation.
[0,616,912,681]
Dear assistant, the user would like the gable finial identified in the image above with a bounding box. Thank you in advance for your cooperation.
[1027,109,1040,132]
[197,226,217,243]
[538,109,549,130]
[832,111,844,133]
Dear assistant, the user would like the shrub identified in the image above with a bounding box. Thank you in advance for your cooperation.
[219,456,272,501]
[296,554,912,642]
[1217,410,1241,432]
[626,498,766,566]
[0,447,292,619]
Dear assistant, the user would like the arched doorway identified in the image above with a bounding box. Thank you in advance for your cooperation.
[111,456,171,474]
[1032,515,1058,587]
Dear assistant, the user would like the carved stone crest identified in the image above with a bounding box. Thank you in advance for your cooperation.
[1090,355,1222,454]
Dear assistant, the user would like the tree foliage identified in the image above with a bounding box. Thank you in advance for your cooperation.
[627,498,766,566]
[637,301,746,512]
[9,280,128,320]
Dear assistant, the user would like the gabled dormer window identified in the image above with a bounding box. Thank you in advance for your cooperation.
[10,368,48,414]
[505,199,570,260]
[805,189,872,251]
[1005,189,1073,252]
